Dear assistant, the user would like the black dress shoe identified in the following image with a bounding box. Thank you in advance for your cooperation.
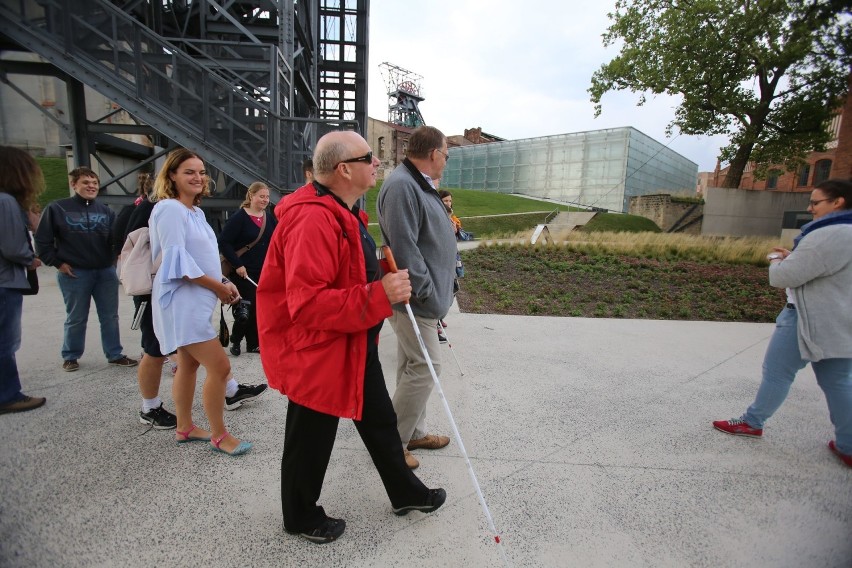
[392,488,447,516]
[286,516,346,544]
[230,343,241,356]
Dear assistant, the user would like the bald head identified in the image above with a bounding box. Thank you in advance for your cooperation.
[314,131,366,176]
[312,130,377,206]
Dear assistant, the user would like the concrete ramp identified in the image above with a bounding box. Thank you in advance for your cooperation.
[550,211,597,227]
[531,211,597,243]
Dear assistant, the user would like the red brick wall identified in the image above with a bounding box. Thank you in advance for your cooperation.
[832,78,852,180]
[736,150,836,192]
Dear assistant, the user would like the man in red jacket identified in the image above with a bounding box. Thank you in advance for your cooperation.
[256,130,447,544]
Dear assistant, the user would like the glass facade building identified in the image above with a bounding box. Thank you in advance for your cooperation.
[441,127,698,212]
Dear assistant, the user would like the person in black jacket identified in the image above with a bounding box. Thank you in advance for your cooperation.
[34,166,137,372]
[218,182,277,355]
[121,172,176,429]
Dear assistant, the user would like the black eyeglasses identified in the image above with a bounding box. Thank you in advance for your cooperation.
[335,151,373,169]
[808,198,833,207]
[435,149,449,161]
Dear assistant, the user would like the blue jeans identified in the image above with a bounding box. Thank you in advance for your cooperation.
[743,307,852,454]
[57,267,123,361]
[0,287,24,405]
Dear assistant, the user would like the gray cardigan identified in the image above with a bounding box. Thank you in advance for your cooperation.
[769,223,852,361]
[0,192,36,289]
[376,162,457,319]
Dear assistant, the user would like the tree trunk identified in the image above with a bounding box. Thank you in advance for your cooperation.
[722,141,755,188]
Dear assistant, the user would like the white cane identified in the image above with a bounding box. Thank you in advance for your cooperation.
[382,246,510,566]
[437,319,464,377]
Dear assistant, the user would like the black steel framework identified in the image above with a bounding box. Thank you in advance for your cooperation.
[0,0,369,214]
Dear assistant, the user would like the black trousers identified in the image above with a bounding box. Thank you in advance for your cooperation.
[230,271,259,350]
[281,344,429,532]
[133,294,164,357]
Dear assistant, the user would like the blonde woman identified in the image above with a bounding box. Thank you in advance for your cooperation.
[149,148,251,456]
[218,181,277,355]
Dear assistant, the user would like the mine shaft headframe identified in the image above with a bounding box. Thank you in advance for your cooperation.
[380,61,426,128]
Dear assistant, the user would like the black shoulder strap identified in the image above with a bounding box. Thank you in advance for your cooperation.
[237,212,267,255]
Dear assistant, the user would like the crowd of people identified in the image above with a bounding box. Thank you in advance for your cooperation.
[2,128,851,545]
[0,128,459,543]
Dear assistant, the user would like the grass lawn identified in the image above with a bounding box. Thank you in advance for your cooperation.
[363,184,651,241]
[581,212,660,233]
[364,183,576,219]
[35,156,70,208]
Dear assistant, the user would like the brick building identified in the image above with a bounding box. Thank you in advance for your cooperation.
[710,78,852,191]
[366,119,500,179]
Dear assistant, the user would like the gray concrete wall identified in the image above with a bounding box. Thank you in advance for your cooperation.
[702,187,811,237]
[1,53,150,157]
[0,54,67,156]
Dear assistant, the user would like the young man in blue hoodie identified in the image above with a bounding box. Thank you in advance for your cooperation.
[35,167,137,372]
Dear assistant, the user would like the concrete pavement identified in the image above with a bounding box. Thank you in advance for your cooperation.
[1,268,850,567]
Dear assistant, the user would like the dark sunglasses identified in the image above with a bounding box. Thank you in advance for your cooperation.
[335,151,373,169]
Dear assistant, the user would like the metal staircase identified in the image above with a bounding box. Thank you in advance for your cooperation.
[0,0,368,207]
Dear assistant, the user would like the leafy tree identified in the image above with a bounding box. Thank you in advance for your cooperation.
[589,0,852,187]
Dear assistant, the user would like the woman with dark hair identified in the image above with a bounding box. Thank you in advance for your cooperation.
[218,181,277,355]
[112,172,154,254]
[149,148,252,455]
[438,190,462,237]
[0,146,46,414]
[438,189,473,242]
[714,178,852,468]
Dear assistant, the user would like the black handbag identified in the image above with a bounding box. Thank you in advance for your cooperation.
[21,269,38,296]
[219,304,230,346]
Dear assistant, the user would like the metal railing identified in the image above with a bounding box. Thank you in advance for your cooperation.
[1,0,307,192]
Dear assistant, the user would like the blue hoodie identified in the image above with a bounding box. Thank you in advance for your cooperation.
[34,193,116,269]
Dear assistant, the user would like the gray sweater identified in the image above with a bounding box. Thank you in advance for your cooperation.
[0,192,36,289]
[377,162,457,318]
[769,223,852,361]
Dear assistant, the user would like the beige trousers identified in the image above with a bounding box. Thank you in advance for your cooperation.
[389,310,442,443]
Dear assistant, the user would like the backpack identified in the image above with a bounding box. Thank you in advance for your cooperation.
[112,204,136,257]
[117,227,161,296]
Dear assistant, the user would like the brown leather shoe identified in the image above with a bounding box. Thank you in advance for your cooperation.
[407,434,450,451]
[0,395,46,415]
[403,449,419,469]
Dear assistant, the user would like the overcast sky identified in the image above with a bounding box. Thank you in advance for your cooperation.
[366,0,729,172]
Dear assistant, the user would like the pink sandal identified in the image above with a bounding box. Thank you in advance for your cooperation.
[211,431,252,456]
[176,424,211,443]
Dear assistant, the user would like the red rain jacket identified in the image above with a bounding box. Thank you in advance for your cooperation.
[273,183,309,221]
[256,184,392,419]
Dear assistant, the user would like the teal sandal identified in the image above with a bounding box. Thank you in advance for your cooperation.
[211,431,252,456]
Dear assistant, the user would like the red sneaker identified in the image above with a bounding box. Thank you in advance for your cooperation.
[828,441,852,468]
[713,419,763,438]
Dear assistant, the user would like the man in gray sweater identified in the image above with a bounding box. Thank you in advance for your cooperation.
[377,126,457,470]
